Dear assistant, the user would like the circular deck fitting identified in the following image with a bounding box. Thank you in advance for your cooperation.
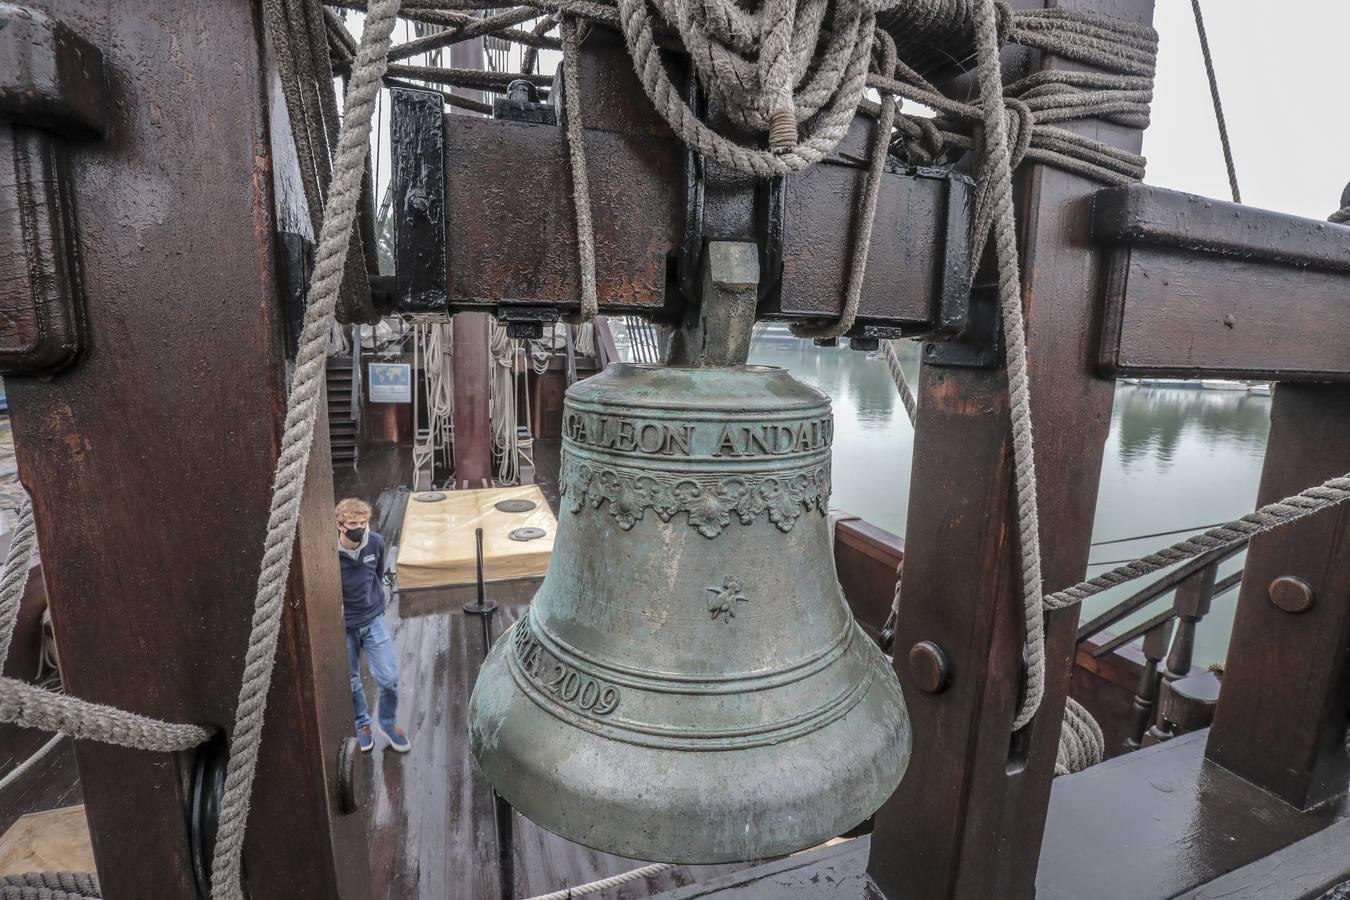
[1268,575,1315,614]
[414,491,446,502]
[495,498,538,513]
[509,527,546,542]
[908,641,950,694]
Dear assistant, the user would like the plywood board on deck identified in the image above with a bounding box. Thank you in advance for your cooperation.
[0,805,94,876]
[397,484,556,589]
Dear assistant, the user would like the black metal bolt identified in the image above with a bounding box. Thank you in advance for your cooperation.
[1268,575,1315,614]
[813,337,838,348]
[909,641,951,694]
[849,337,879,352]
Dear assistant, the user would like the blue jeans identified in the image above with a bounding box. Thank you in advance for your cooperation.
[347,616,398,734]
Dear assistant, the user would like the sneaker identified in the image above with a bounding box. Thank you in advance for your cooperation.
[356,725,374,753]
[380,724,411,754]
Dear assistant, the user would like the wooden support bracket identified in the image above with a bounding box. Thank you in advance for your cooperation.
[1095,185,1350,381]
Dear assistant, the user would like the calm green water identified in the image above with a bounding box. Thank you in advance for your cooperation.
[747,335,1271,667]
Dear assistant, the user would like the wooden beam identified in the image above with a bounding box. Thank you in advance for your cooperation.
[1096,185,1350,381]
[3,2,370,896]
[390,27,974,334]
[1206,385,1350,808]
[867,0,1155,895]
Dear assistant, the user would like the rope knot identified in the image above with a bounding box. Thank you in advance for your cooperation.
[768,107,799,152]
[1003,96,1034,172]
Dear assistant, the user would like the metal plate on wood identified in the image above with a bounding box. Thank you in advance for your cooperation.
[508,526,545,541]
[495,498,537,513]
[414,491,446,502]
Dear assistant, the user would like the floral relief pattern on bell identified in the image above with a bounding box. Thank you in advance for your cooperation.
[469,363,911,863]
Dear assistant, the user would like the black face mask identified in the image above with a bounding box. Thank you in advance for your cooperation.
[343,526,366,544]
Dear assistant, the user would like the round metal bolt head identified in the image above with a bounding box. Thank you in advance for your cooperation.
[1268,575,1314,614]
[909,641,950,694]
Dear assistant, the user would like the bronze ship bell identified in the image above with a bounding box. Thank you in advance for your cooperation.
[468,359,912,863]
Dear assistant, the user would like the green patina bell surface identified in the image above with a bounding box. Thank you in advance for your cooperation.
[468,363,911,863]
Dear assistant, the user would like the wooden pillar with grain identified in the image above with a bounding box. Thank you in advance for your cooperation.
[866,0,1155,896]
[1207,385,1350,809]
[0,2,370,896]
[452,312,494,486]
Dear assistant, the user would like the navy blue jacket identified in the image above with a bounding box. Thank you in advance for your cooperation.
[340,531,387,629]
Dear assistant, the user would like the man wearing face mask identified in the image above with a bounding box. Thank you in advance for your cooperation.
[337,497,410,754]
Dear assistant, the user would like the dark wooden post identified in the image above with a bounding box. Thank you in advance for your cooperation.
[2,2,370,896]
[1145,563,1215,744]
[452,312,494,485]
[1207,385,1350,809]
[1126,618,1174,751]
[866,0,1155,895]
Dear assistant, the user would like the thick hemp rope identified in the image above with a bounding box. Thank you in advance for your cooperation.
[1188,0,1239,204]
[968,0,1045,731]
[0,872,101,900]
[616,0,879,177]
[789,32,898,340]
[560,16,599,321]
[1055,697,1104,776]
[881,342,1100,770]
[524,862,676,900]
[210,2,401,896]
[0,499,35,669]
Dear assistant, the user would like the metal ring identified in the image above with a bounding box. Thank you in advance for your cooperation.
[509,527,546,541]
[190,735,248,898]
[414,491,447,502]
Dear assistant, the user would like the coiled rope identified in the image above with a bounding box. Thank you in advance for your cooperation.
[0,873,101,900]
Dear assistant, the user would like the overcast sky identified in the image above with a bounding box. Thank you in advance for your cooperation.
[367,1,1350,225]
[1143,0,1350,220]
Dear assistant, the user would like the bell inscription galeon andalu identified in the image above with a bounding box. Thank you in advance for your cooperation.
[469,363,911,863]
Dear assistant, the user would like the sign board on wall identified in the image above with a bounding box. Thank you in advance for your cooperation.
[368,363,411,403]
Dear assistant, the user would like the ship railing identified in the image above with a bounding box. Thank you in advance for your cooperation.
[1075,542,1246,753]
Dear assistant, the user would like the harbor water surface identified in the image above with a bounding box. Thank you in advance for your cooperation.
[748,335,1271,668]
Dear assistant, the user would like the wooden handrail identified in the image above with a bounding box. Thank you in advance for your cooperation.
[1090,568,1242,659]
[1075,542,1245,642]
